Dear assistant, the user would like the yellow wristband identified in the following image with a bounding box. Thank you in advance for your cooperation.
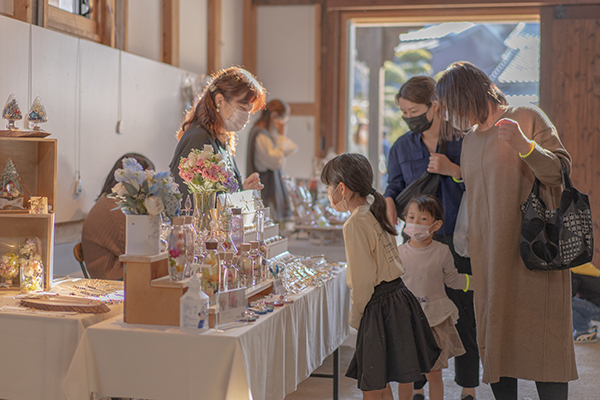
[452,176,464,183]
[519,141,535,158]
[463,274,470,292]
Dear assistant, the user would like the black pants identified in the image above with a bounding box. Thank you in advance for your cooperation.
[414,234,480,390]
[490,377,568,400]
[439,234,480,388]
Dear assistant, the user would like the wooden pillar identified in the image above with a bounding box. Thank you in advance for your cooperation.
[115,0,128,51]
[207,0,222,75]
[13,0,34,23]
[163,0,180,66]
[320,8,340,157]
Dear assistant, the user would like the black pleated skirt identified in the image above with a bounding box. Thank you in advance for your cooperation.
[346,277,441,391]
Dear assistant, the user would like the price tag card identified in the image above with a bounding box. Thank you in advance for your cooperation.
[216,288,247,327]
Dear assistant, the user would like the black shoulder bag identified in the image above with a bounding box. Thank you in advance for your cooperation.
[520,159,594,271]
[394,140,448,216]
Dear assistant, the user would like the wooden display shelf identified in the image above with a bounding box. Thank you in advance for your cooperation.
[0,136,56,291]
[0,213,55,290]
[0,137,57,211]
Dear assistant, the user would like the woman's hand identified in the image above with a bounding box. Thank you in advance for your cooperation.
[495,118,532,155]
[385,197,398,227]
[428,153,462,180]
[243,172,264,191]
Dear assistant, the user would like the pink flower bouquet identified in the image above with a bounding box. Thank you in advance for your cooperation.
[178,145,239,194]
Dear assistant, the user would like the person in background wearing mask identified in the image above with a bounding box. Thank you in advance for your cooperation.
[398,195,473,400]
[436,61,574,400]
[169,67,266,193]
[247,99,298,221]
[384,76,479,400]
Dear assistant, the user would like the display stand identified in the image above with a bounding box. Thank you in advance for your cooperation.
[121,253,189,326]
[0,137,57,290]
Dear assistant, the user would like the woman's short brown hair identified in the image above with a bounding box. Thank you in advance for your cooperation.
[395,76,436,106]
[436,61,507,138]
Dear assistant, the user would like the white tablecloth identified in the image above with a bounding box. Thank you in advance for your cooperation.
[0,304,123,400]
[63,268,350,400]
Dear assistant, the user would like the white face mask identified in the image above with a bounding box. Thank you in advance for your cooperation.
[224,101,250,132]
[404,221,438,242]
[328,184,349,213]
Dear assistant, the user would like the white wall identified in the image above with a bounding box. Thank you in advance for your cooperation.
[0,14,194,274]
[128,0,162,62]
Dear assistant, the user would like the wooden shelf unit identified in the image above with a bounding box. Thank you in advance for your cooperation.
[0,137,57,290]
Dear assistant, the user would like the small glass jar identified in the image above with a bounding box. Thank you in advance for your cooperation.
[236,243,254,288]
[0,251,20,287]
[20,259,44,293]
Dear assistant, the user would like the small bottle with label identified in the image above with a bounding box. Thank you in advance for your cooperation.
[179,264,210,333]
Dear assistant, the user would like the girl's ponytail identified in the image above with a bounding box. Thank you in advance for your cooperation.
[370,190,397,236]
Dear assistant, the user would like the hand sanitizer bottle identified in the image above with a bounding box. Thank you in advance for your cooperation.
[180,264,209,333]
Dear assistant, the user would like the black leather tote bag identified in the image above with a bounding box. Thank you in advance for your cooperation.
[520,159,594,271]
[394,141,447,216]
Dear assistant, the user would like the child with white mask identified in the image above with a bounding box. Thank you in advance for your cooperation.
[398,194,473,400]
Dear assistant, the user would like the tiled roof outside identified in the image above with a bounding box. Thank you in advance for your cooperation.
[399,22,475,42]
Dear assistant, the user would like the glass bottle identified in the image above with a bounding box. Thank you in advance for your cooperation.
[236,243,254,288]
[230,208,244,253]
[220,219,238,255]
[255,207,268,278]
[202,241,220,305]
[183,216,197,277]
[167,217,188,281]
[180,264,210,333]
[224,252,239,290]
[249,241,263,285]
[218,251,227,292]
